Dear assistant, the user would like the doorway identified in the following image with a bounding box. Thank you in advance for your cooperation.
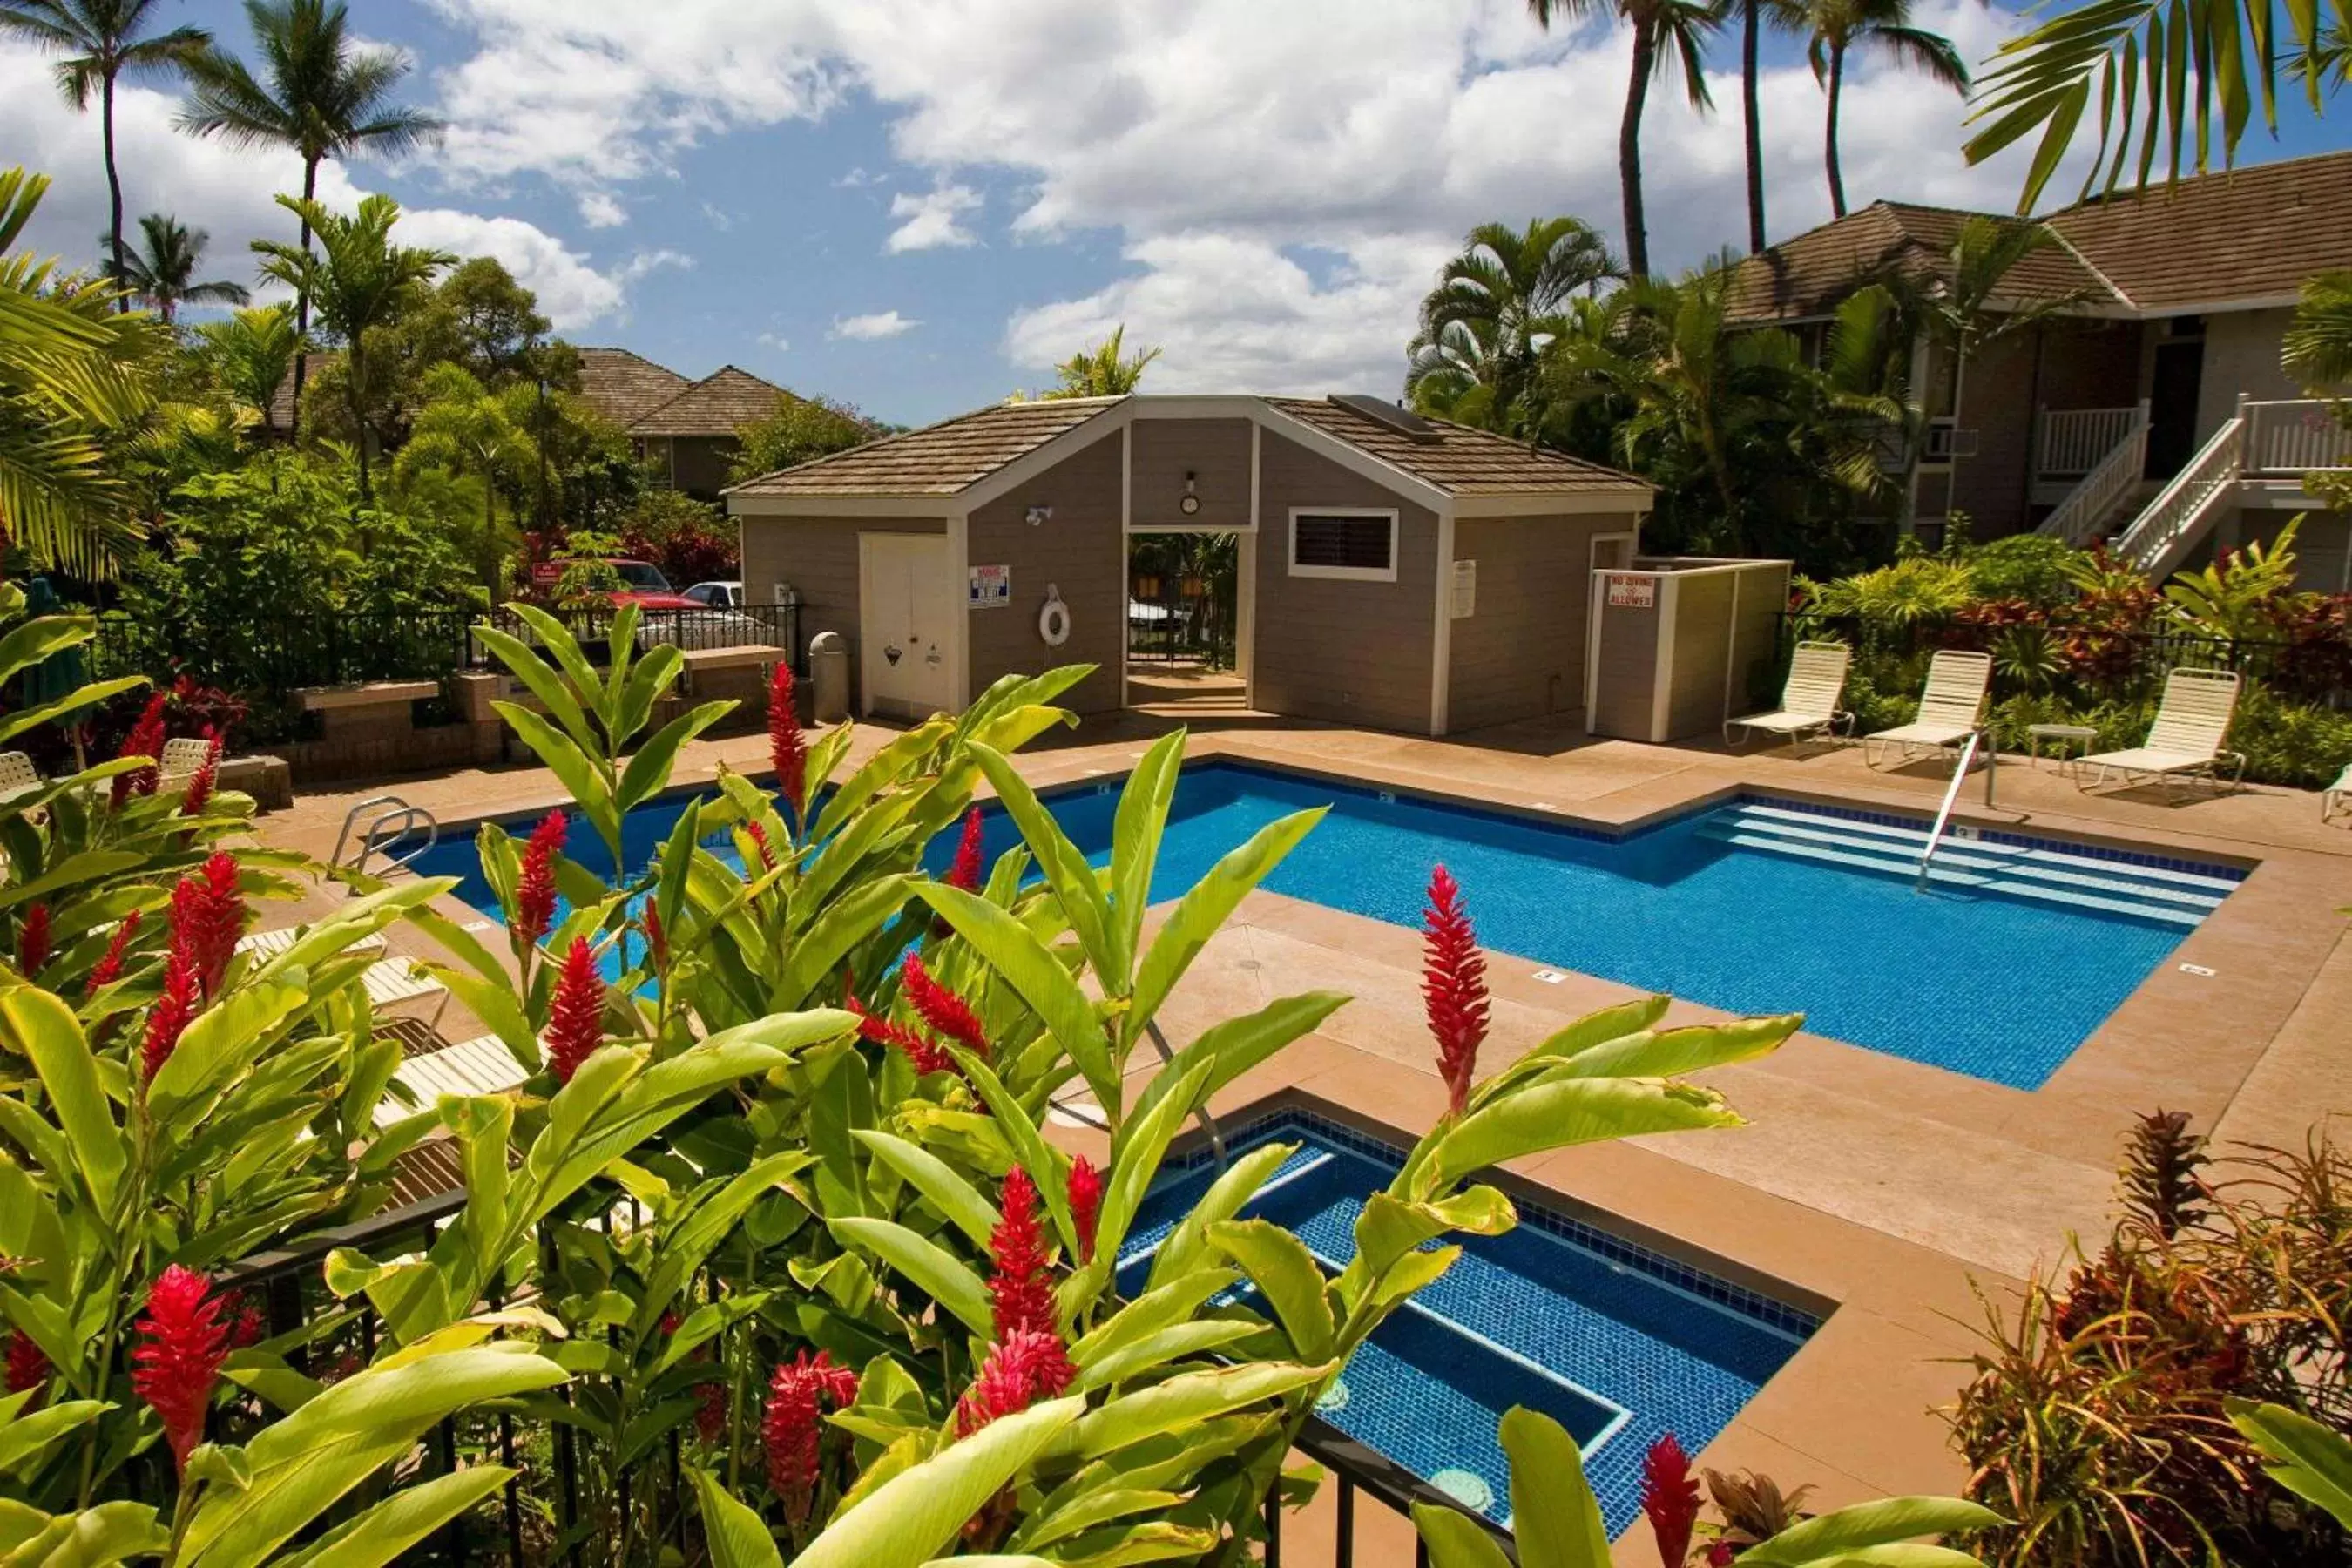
[2146,335,2206,480]
[860,532,957,718]
[1125,531,1247,710]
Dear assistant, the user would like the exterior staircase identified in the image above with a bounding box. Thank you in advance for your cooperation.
[1699,801,2236,928]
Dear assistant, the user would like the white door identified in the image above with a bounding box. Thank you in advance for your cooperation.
[862,533,956,716]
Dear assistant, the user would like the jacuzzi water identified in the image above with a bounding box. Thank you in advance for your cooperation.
[1117,1109,1817,1536]
[410,760,2239,1089]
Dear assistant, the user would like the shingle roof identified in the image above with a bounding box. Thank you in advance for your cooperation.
[727,395,1649,502]
[727,398,1119,497]
[628,365,794,436]
[1262,397,1650,496]
[2047,150,2352,309]
[1723,202,2115,323]
[576,347,693,427]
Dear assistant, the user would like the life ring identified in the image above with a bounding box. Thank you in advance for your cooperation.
[1037,587,1071,647]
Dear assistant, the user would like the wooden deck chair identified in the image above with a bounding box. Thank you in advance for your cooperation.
[1862,650,1992,767]
[1726,641,1852,747]
[372,1035,530,1128]
[2080,667,2246,799]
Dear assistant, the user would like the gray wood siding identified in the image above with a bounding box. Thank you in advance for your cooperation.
[966,432,1125,714]
[1664,571,1734,738]
[1446,513,1634,732]
[1727,564,1789,713]
[1128,418,1252,531]
[1251,432,1437,733]
[738,515,943,706]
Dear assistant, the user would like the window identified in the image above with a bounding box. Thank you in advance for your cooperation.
[1288,509,1398,582]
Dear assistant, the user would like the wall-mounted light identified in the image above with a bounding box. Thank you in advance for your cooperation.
[1025,504,1052,527]
[1179,471,1200,516]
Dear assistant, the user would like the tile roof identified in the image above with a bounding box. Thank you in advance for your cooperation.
[1262,397,1651,496]
[727,397,1119,497]
[575,346,693,427]
[2046,149,2352,309]
[628,365,794,436]
[1723,202,2114,323]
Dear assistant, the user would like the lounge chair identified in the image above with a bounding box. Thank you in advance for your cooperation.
[237,923,451,1027]
[1862,650,1992,767]
[0,752,42,807]
[2325,761,2350,822]
[1726,641,1852,748]
[372,1034,530,1128]
[2079,667,2246,799]
[159,737,214,788]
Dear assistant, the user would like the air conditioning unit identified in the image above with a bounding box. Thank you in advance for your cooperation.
[1925,422,1980,462]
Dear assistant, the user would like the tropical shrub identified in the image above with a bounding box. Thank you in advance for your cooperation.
[1950,1112,2352,1567]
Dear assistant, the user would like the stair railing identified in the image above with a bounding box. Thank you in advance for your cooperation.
[2038,402,2151,545]
[2112,413,2247,575]
[331,794,440,875]
[1916,730,1984,891]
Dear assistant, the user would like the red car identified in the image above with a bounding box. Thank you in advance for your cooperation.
[529,558,704,610]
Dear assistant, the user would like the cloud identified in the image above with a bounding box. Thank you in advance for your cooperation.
[884,183,982,252]
[830,309,918,340]
[1,47,682,332]
[578,190,627,227]
[760,330,790,350]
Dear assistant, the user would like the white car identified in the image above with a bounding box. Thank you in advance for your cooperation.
[683,580,745,609]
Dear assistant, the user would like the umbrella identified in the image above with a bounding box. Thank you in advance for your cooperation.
[19,577,93,772]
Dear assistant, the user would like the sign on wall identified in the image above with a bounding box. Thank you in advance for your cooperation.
[1450,558,1477,619]
[1605,573,1657,610]
[969,564,1012,608]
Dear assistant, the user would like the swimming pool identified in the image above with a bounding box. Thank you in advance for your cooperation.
[411,760,2241,1089]
[1119,1109,1816,1536]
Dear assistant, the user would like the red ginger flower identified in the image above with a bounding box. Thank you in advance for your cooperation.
[1422,864,1490,1118]
[16,903,50,979]
[141,943,200,1083]
[1641,1433,1702,1568]
[544,937,603,1085]
[1706,1544,1735,1567]
[987,1166,1056,1342]
[946,808,985,892]
[1067,1158,1103,1265]
[767,663,807,820]
[4,1332,47,1399]
[743,819,778,875]
[112,693,169,809]
[902,954,988,1058]
[515,810,566,946]
[171,853,246,1004]
[762,1349,859,1521]
[955,1328,1076,1437]
[86,910,141,998]
[130,1264,231,1476]
[640,902,668,973]
[845,989,952,1077]
[178,730,223,817]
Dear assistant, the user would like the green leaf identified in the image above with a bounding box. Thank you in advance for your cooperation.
[495,704,618,854]
[1127,991,1348,1134]
[148,982,309,1130]
[617,700,734,817]
[794,1396,1083,1568]
[690,1468,785,1568]
[2228,1398,2352,1528]
[919,882,1117,1112]
[473,618,598,754]
[1105,729,1186,982]
[1412,1503,1515,1568]
[1740,1497,2005,1565]
[0,1399,107,1471]
[1207,1220,1335,1361]
[1125,808,1323,1051]
[1054,1362,1330,1460]
[946,1045,1078,1256]
[272,1467,518,1568]
[1500,1406,1609,1568]
[1098,1060,1212,1267]
[0,988,122,1213]
[967,742,1117,983]
[0,1499,168,1568]
[1537,1015,1800,1081]
[829,1217,995,1337]
[852,1130,1000,1248]
[1144,1141,1293,1294]
[1074,1321,1262,1392]
[1432,1078,1743,1190]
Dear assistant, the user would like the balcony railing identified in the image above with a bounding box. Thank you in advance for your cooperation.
[2244,398,2352,476]
[2037,403,2146,479]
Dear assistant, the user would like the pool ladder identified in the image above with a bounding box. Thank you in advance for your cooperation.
[1050,1021,1227,1172]
[1914,730,1992,890]
[332,794,441,876]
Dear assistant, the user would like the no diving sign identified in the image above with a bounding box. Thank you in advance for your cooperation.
[1605,573,1656,610]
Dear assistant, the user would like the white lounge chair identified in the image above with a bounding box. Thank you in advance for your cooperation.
[1727,641,1852,748]
[2324,761,2350,822]
[371,1034,530,1128]
[1862,650,1992,767]
[2079,667,2246,799]
[159,737,214,787]
[237,924,450,1027]
[0,752,42,807]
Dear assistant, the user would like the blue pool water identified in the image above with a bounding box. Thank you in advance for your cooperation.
[413,760,2225,1088]
[1119,1111,1815,1535]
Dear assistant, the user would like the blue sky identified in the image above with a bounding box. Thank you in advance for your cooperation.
[3,0,2341,427]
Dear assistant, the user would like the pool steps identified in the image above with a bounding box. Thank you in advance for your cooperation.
[1700,803,2230,928]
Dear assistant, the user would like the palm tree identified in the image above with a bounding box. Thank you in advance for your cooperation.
[0,167,166,575]
[179,0,443,430]
[1407,216,1618,433]
[1043,326,1162,398]
[0,0,211,298]
[1772,0,1968,217]
[253,193,452,500]
[192,301,299,429]
[397,362,526,600]
[1527,0,1720,278]
[105,213,249,322]
[2283,270,2352,389]
[1740,0,1769,252]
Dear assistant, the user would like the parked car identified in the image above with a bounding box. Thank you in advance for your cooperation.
[683,579,746,609]
[529,558,703,611]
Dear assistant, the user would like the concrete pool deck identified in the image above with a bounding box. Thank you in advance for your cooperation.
[252,711,2352,1559]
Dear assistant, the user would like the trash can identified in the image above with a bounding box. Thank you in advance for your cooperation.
[808,631,851,723]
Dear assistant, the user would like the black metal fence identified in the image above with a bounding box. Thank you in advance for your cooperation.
[89,601,805,699]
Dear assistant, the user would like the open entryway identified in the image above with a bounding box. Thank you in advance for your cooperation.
[1125,531,1248,711]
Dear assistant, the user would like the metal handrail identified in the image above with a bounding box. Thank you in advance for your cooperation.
[1146,1018,1227,1171]
[2112,414,2246,573]
[1915,730,1984,890]
[330,794,439,875]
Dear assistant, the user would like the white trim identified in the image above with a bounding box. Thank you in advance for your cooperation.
[948,507,970,707]
[1584,568,1605,732]
[1650,574,1679,743]
[1451,492,1652,518]
[1119,426,1132,710]
[1431,511,1455,736]
[728,496,960,519]
[956,402,1131,513]
[1242,423,1260,704]
[1286,508,1400,583]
